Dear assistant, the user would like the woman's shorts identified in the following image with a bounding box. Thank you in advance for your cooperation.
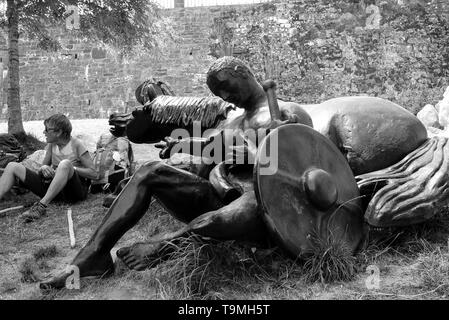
[21,168,90,203]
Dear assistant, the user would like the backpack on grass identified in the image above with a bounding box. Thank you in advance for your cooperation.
[91,133,134,193]
[0,134,26,168]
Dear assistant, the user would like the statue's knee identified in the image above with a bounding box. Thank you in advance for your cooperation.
[133,161,163,180]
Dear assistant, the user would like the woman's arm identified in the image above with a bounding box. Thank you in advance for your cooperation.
[74,139,98,180]
[75,151,98,180]
[39,144,55,179]
[42,144,52,166]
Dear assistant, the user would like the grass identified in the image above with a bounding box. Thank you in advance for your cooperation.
[302,234,357,284]
[2,130,449,299]
[33,245,58,261]
[2,194,449,300]
[145,236,301,299]
[19,257,41,284]
[416,246,449,296]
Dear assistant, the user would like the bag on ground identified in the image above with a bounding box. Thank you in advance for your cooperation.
[91,132,134,193]
[0,134,26,169]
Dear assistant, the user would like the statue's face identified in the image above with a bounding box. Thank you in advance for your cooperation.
[212,70,253,107]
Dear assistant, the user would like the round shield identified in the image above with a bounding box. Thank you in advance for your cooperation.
[254,124,365,258]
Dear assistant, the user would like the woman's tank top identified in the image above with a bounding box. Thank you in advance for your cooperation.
[51,137,85,169]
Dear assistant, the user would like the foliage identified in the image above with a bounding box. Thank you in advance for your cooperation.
[210,0,449,111]
[12,132,46,155]
[0,0,170,55]
[0,0,173,135]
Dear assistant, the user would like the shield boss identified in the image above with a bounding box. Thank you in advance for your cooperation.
[254,124,365,257]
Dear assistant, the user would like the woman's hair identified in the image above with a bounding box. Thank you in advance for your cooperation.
[44,113,72,140]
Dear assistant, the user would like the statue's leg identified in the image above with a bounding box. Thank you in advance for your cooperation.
[102,161,202,208]
[116,190,267,271]
[40,161,224,289]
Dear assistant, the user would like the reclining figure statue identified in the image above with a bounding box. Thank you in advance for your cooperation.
[42,56,443,290]
[41,56,318,289]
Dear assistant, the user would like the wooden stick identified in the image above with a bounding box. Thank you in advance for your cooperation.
[262,79,281,121]
[67,208,76,248]
[0,205,24,215]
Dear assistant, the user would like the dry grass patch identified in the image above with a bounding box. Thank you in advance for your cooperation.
[139,236,305,300]
[415,246,449,297]
[3,189,449,299]
[19,257,41,283]
[33,245,58,261]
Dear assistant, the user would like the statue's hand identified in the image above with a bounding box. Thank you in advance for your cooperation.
[226,140,257,164]
[267,112,300,130]
[284,113,300,124]
[155,136,180,159]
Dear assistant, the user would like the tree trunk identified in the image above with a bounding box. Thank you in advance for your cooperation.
[6,0,25,135]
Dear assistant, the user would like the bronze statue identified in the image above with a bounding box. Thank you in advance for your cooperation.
[40,56,440,290]
[134,78,175,106]
[111,82,427,177]
[302,97,428,175]
[357,136,449,227]
[41,56,333,289]
[110,78,235,143]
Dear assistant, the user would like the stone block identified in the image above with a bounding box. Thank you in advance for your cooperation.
[417,104,440,128]
[91,48,107,59]
[438,98,449,130]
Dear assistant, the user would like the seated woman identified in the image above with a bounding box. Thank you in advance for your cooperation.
[0,113,97,222]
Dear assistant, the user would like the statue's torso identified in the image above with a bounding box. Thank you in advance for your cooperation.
[216,100,312,141]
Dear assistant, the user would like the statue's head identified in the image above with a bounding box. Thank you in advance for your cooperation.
[206,56,257,107]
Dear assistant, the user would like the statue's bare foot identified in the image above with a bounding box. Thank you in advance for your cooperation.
[39,251,114,290]
[116,242,173,271]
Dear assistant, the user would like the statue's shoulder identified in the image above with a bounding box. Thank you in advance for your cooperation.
[278,100,313,127]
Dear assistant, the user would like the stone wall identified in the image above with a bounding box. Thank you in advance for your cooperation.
[0,6,230,121]
[0,0,448,121]
[212,0,449,113]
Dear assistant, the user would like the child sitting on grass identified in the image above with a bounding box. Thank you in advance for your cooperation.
[0,113,97,222]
